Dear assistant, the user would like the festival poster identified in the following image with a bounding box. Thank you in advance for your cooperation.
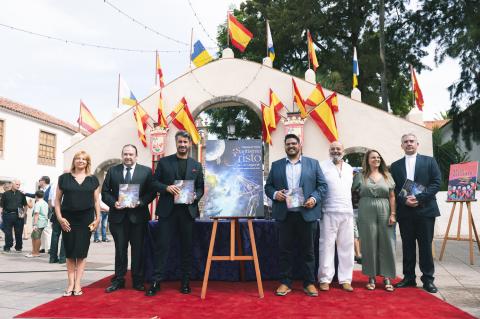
[447,161,478,201]
[203,140,263,218]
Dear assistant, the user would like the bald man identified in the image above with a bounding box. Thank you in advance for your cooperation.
[0,180,28,252]
[318,142,355,292]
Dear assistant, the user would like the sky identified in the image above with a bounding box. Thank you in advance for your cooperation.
[0,0,460,126]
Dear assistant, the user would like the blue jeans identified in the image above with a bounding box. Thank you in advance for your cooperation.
[94,212,108,241]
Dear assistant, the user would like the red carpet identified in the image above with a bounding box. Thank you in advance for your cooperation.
[16,271,475,319]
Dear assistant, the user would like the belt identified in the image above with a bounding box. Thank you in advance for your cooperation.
[4,211,18,214]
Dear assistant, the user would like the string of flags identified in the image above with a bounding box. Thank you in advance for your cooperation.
[76,12,425,148]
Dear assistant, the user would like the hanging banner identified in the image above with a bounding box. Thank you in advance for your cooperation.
[203,139,263,218]
[283,113,305,144]
[150,127,168,156]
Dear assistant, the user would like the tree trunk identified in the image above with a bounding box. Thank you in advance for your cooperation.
[379,0,389,112]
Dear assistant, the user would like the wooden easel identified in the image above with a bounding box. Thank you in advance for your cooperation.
[201,217,264,299]
[439,200,480,265]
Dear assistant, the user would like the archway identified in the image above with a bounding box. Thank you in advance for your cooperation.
[93,158,122,185]
[344,146,369,168]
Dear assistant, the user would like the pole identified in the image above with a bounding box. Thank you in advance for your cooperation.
[226,11,230,48]
[189,28,194,69]
[266,20,268,58]
[307,30,311,70]
[117,73,120,109]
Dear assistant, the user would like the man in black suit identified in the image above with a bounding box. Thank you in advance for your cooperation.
[264,134,328,297]
[146,130,204,296]
[390,133,441,293]
[102,144,156,293]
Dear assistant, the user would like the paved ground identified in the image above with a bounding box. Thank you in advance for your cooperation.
[0,233,479,319]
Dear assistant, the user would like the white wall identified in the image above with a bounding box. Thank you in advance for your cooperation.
[0,109,75,193]
[65,58,433,172]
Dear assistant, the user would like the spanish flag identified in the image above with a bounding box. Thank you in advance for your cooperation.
[133,107,147,147]
[157,92,167,128]
[269,89,284,128]
[134,104,150,131]
[307,30,319,71]
[310,93,339,142]
[77,100,101,134]
[156,51,165,88]
[261,102,273,145]
[411,65,424,111]
[305,83,326,108]
[191,39,213,67]
[228,13,253,52]
[170,98,200,144]
[292,79,307,118]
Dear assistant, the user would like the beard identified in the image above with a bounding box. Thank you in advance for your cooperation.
[330,154,343,163]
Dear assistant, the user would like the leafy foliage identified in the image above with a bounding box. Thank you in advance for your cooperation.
[203,105,261,139]
[216,0,428,116]
[432,127,469,190]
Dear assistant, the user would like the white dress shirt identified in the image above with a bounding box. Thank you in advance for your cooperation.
[405,153,417,181]
[320,160,354,214]
[123,163,136,180]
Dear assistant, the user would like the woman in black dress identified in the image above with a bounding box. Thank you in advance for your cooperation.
[54,150,100,296]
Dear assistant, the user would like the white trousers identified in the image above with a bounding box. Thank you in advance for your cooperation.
[318,213,354,284]
[40,221,52,251]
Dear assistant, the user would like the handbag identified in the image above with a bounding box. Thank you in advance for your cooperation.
[17,207,26,219]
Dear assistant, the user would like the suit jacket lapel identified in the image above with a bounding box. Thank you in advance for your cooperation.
[399,157,407,181]
[413,154,421,181]
[299,158,306,187]
[185,158,193,180]
[117,165,126,184]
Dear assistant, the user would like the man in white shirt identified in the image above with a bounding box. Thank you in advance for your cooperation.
[318,141,355,292]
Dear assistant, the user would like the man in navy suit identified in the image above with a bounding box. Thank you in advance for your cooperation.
[265,134,328,297]
[102,144,156,293]
[146,130,204,296]
[390,133,441,293]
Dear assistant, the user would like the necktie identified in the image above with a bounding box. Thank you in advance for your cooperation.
[125,167,132,184]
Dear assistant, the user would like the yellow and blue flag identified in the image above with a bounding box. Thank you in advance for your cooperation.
[266,21,275,62]
[119,76,138,107]
[353,47,360,88]
[191,40,213,68]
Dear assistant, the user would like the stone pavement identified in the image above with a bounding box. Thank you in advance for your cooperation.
[0,234,479,319]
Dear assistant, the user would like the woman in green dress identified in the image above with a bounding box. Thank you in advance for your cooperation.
[353,149,396,291]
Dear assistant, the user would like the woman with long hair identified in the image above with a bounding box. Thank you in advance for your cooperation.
[353,149,396,291]
[54,151,100,296]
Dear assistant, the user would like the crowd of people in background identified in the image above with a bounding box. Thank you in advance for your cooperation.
[0,131,441,297]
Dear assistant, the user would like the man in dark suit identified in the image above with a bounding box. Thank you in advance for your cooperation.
[390,133,441,293]
[102,144,156,293]
[146,130,204,296]
[265,134,328,297]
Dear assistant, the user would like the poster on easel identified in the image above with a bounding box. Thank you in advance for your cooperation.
[203,140,263,218]
[447,161,478,201]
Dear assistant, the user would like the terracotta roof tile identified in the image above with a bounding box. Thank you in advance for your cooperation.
[0,96,78,134]
[424,119,450,130]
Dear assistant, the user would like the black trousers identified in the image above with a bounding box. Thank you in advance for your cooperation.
[152,206,194,282]
[49,216,66,261]
[2,212,24,251]
[398,214,436,283]
[109,218,146,285]
[278,212,317,288]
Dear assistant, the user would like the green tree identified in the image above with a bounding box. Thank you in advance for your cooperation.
[216,0,428,116]
[411,1,480,148]
[203,105,261,139]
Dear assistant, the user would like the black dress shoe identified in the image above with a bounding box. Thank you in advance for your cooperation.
[133,283,145,291]
[180,280,191,294]
[395,278,417,288]
[105,282,125,293]
[146,282,160,296]
[423,282,438,293]
[39,249,45,253]
[49,258,59,264]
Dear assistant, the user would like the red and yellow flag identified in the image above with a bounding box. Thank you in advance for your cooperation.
[157,92,167,128]
[156,51,165,88]
[261,102,273,145]
[133,107,147,147]
[292,79,307,118]
[77,100,101,134]
[411,66,424,111]
[307,31,319,71]
[309,93,339,142]
[228,13,253,52]
[170,98,200,144]
[305,83,326,108]
[269,89,284,128]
